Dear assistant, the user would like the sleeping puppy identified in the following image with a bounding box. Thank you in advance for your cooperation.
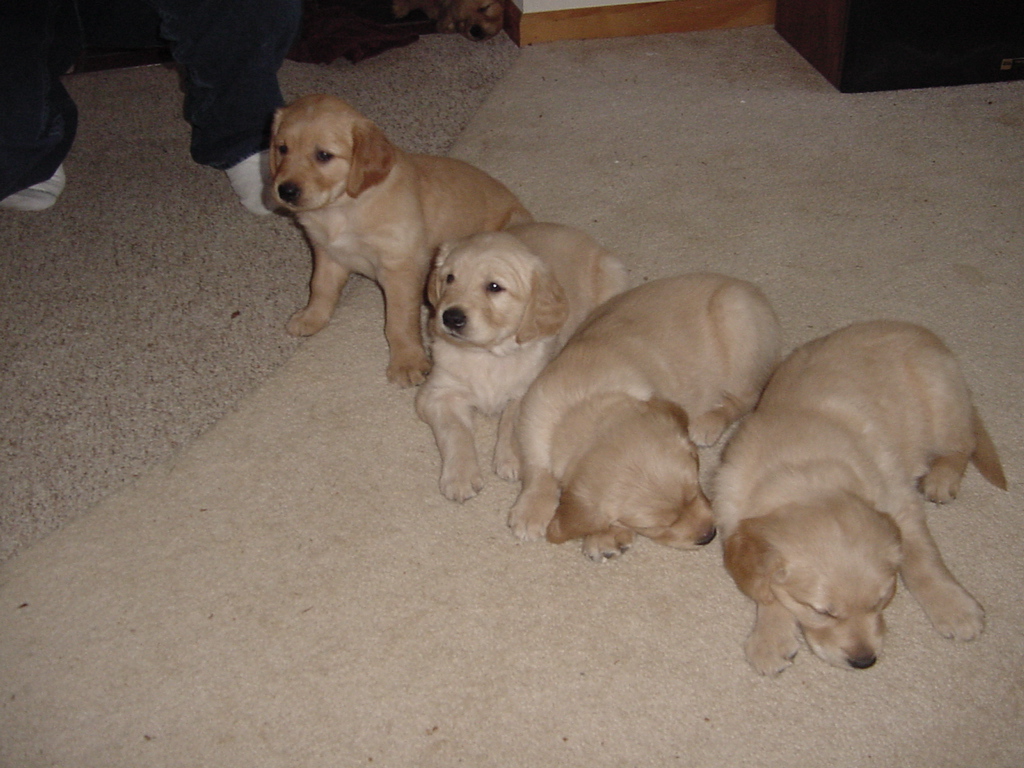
[270,94,532,386]
[392,0,506,41]
[416,223,627,502]
[715,321,1007,675]
[508,274,782,561]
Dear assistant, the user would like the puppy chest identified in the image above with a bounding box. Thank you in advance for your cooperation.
[439,347,547,415]
[321,234,379,276]
[300,215,385,276]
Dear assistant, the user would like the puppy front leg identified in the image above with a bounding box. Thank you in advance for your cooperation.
[287,247,351,337]
[745,601,801,676]
[508,465,560,541]
[897,504,984,641]
[416,388,483,502]
[493,398,522,482]
[379,267,431,387]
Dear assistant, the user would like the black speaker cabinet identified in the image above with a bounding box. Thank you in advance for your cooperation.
[775,0,1024,92]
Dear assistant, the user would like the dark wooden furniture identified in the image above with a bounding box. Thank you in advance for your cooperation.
[775,0,1024,92]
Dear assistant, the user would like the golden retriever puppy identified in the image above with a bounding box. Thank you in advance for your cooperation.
[508,274,782,561]
[715,321,1007,675]
[416,223,627,502]
[270,94,532,386]
[393,0,506,41]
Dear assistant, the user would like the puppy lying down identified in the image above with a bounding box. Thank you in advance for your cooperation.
[715,321,1007,675]
[392,0,506,41]
[508,274,782,561]
[269,93,531,386]
[416,223,627,502]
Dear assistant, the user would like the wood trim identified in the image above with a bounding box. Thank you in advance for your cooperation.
[504,0,525,42]
[510,0,775,46]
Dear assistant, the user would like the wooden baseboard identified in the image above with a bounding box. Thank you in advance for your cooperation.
[506,0,775,46]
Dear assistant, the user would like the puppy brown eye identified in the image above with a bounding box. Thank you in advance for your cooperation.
[445,274,455,284]
[277,144,288,155]
[315,149,334,163]
[487,282,503,293]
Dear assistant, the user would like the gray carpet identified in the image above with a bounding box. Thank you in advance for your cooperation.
[0,32,520,563]
[2,25,1023,768]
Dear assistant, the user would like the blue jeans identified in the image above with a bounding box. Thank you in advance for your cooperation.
[0,0,301,199]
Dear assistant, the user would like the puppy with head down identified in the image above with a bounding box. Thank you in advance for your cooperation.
[508,274,782,561]
[270,94,531,386]
[416,223,627,502]
[392,0,506,41]
[715,321,1007,675]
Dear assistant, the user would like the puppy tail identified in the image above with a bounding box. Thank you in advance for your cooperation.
[501,204,534,229]
[970,405,1007,490]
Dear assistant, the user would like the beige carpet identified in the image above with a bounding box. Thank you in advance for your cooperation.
[2,25,1023,767]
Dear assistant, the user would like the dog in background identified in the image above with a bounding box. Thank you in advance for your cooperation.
[392,0,506,41]
[417,223,627,502]
[270,93,532,386]
[715,320,1006,676]
[508,274,782,561]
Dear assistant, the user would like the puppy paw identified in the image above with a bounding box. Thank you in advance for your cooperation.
[440,466,484,503]
[745,629,799,676]
[924,587,985,641]
[493,449,520,483]
[286,307,330,337]
[919,462,963,504]
[386,353,432,388]
[508,472,560,541]
[582,528,635,562]
[508,502,553,541]
[689,411,729,447]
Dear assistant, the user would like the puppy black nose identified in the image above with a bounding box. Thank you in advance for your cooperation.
[277,182,300,204]
[469,24,486,39]
[848,654,877,670]
[695,527,717,546]
[442,307,467,332]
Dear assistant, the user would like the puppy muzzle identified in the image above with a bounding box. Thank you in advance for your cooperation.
[441,307,468,336]
[276,181,302,207]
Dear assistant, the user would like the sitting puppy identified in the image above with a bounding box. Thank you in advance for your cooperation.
[715,321,1007,675]
[392,0,506,41]
[270,94,532,386]
[508,274,782,561]
[416,223,627,502]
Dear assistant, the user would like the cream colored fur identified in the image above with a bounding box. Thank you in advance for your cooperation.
[416,223,627,502]
[509,273,782,560]
[715,320,1007,675]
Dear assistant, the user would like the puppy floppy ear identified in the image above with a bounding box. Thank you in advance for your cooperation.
[547,487,600,544]
[516,268,568,344]
[269,108,286,175]
[426,243,454,309]
[723,517,783,604]
[347,119,395,197]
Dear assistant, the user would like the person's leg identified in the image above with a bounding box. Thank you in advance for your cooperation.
[146,0,301,211]
[0,0,81,210]
[146,0,300,211]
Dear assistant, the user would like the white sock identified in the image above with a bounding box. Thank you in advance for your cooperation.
[0,165,66,211]
[226,151,275,215]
